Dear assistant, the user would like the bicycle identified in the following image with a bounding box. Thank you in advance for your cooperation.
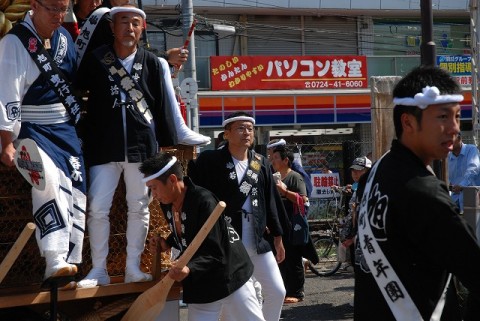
[308,186,349,277]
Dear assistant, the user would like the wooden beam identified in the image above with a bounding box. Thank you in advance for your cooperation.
[0,280,182,309]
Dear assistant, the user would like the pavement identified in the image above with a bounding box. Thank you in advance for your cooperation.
[180,267,354,321]
[280,268,354,321]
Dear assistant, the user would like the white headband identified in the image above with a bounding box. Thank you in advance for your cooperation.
[393,86,464,110]
[222,116,255,127]
[267,139,286,149]
[141,156,177,183]
[110,6,146,20]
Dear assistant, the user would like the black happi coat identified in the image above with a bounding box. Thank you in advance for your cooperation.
[188,145,283,255]
[161,178,253,304]
[354,140,480,321]
[75,45,177,166]
[76,9,112,71]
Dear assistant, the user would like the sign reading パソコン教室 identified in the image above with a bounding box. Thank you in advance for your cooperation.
[210,56,368,91]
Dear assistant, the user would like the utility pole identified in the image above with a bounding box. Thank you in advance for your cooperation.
[420,0,435,67]
[420,0,444,180]
[181,0,199,133]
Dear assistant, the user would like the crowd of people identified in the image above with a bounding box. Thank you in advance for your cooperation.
[1,0,480,320]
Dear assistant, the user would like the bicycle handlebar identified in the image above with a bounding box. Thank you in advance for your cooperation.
[331,185,350,193]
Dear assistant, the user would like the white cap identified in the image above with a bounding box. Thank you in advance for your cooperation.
[110,6,146,20]
[267,139,286,149]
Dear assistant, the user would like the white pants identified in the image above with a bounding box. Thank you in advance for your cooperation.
[188,278,265,321]
[87,162,150,269]
[240,214,285,320]
[249,251,286,321]
[32,148,86,263]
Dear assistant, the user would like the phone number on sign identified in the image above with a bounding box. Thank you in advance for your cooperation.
[304,80,364,89]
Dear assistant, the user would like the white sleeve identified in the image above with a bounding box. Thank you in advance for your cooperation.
[0,34,38,132]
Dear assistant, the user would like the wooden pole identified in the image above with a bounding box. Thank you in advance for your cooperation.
[0,223,36,284]
[121,201,226,321]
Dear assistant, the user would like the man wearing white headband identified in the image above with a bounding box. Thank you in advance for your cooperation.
[354,66,480,321]
[0,0,86,283]
[75,4,209,288]
[74,1,209,145]
[139,152,266,321]
[189,111,287,321]
[73,0,191,76]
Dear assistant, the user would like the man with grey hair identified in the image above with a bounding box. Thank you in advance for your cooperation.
[75,4,209,287]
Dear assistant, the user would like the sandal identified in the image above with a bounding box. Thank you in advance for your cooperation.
[284,296,303,304]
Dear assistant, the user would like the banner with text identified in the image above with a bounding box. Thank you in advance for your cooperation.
[210,56,368,91]
[311,173,340,199]
[437,55,471,86]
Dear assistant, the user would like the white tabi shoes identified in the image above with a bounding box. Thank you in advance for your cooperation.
[77,267,111,288]
[44,251,78,280]
[124,266,153,283]
[177,125,211,146]
[173,105,211,146]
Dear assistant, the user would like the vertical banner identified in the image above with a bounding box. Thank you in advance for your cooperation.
[310,173,340,199]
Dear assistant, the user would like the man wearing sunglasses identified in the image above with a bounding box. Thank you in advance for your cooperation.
[0,0,86,283]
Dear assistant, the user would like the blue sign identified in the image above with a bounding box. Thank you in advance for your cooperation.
[437,55,472,76]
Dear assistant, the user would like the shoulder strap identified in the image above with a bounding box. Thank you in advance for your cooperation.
[93,46,153,124]
[230,150,264,219]
[11,24,81,124]
[358,154,451,321]
[75,7,110,66]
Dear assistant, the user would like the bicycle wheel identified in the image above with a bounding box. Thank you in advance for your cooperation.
[308,235,342,277]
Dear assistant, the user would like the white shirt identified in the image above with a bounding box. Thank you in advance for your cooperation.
[447,143,480,212]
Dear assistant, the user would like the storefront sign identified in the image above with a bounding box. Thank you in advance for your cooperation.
[310,173,340,199]
[437,55,472,86]
[210,56,368,90]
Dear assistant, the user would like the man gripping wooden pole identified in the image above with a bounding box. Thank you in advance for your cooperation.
[121,201,226,321]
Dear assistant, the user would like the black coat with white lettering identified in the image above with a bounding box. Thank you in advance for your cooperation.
[161,178,253,304]
[75,45,177,166]
[354,140,480,321]
[188,145,284,255]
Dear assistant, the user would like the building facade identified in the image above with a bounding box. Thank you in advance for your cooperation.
[142,0,471,184]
